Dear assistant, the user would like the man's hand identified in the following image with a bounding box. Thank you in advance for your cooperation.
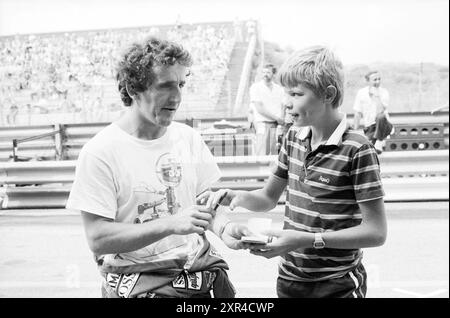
[170,205,214,235]
[221,222,251,250]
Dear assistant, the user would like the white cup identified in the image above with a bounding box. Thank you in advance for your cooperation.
[247,217,272,237]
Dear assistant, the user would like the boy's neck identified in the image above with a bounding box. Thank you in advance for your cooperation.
[310,109,343,148]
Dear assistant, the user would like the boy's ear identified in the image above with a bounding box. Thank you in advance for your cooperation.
[324,85,337,104]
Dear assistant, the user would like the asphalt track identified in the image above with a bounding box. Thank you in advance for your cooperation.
[0,202,448,298]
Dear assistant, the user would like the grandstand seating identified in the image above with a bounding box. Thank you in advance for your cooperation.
[0,21,254,125]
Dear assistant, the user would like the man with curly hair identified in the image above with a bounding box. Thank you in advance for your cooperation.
[66,36,248,298]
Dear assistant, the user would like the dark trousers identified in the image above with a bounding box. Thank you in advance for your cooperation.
[364,113,393,145]
[276,263,367,298]
[363,124,377,145]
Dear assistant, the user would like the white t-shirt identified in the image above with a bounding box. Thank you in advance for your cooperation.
[353,86,389,127]
[66,122,221,271]
[249,81,285,123]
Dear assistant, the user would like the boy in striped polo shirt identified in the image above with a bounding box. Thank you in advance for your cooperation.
[199,46,387,298]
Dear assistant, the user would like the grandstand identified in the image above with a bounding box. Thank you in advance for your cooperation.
[0,20,258,126]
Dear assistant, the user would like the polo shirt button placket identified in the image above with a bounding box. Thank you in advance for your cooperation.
[302,157,309,182]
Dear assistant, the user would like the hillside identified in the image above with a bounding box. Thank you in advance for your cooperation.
[263,41,449,114]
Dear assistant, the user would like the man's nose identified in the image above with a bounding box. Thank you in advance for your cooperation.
[170,87,182,103]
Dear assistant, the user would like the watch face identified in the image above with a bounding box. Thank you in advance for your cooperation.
[314,233,325,249]
[314,242,325,248]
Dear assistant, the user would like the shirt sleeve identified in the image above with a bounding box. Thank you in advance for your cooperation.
[66,149,117,219]
[192,130,222,195]
[381,88,389,109]
[249,84,261,103]
[350,143,385,203]
[272,130,290,179]
[353,89,363,113]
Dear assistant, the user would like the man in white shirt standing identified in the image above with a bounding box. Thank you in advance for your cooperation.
[353,70,391,153]
[249,64,285,155]
[66,36,248,298]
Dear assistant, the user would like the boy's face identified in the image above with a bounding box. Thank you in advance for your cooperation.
[284,84,326,127]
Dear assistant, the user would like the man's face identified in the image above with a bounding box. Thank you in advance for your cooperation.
[284,84,326,127]
[135,63,188,127]
[368,72,381,88]
[262,67,274,81]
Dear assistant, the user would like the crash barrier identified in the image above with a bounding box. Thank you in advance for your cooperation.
[0,111,448,161]
[1,151,448,209]
[61,122,109,160]
[1,177,448,210]
[2,151,447,185]
[1,176,448,209]
[11,127,64,162]
[386,123,446,151]
[0,124,61,162]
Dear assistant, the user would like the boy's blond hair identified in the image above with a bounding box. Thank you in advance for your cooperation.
[277,46,344,108]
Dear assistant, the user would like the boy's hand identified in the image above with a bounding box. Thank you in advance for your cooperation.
[246,229,306,259]
[221,222,251,250]
[197,189,241,210]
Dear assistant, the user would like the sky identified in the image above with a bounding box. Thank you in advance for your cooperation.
[0,0,448,65]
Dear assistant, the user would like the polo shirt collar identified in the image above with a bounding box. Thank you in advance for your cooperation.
[296,114,348,146]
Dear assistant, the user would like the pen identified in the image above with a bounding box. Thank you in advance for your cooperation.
[213,191,228,211]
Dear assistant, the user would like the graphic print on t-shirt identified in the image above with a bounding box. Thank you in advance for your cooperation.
[122,182,188,260]
[133,183,169,224]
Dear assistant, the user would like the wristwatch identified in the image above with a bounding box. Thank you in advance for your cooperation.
[313,232,325,249]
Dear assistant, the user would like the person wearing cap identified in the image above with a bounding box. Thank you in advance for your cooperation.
[353,70,392,154]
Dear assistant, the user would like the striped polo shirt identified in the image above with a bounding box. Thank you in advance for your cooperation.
[273,115,385,282]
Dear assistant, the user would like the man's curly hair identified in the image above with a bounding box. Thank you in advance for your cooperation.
[116,36,193,106]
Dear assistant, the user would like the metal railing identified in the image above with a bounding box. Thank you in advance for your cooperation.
[0,111,448,162]
[1,150,448,209]
[11,126,63,162]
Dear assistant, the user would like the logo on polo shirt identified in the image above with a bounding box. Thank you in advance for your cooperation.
[319,175,330,184]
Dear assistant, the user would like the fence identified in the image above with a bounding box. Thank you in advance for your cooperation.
[0,111,449,162]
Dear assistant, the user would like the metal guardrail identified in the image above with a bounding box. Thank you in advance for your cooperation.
[1,110,448,160]
[1,151,448,185]
[214,176,450,202]
[0,125,59,162]
[1,151,448,209]
[1,176,448,209]
[11,127,63,162]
